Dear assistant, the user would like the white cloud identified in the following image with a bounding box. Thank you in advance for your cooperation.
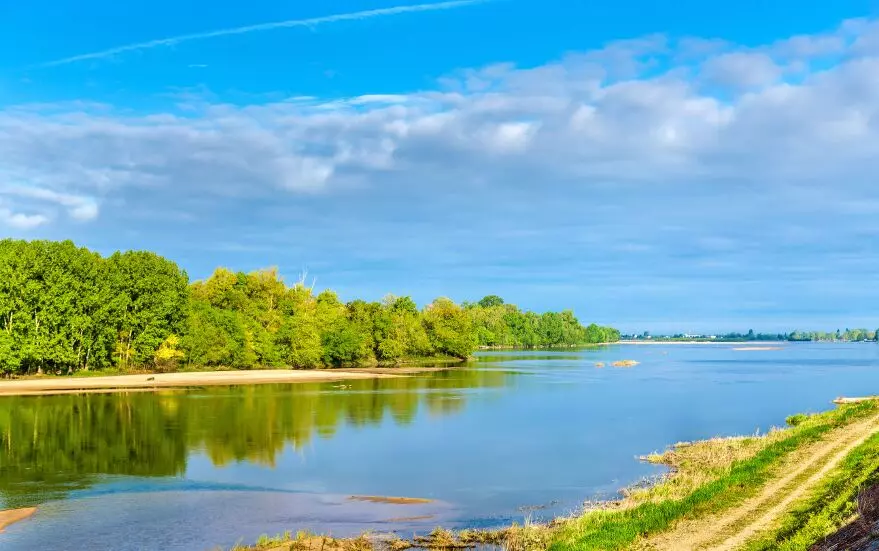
[701,52,782,89]
[3,16,879,230]
[0,186,99,221]
[0,207,48,229]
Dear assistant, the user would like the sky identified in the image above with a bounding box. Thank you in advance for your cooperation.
[2,0,879,334]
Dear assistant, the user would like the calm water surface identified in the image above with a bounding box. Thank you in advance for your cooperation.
[3,343,879,550]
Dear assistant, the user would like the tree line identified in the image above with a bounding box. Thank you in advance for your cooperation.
[787,329,879,342]
[626,328,879,342]
[0,240,619,375]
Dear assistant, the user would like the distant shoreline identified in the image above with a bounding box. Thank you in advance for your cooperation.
[617,340,784,345]
[0,368,441,397]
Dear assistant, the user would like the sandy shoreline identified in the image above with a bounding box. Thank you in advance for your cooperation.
[0,507,36,533]
[0,369,413,397]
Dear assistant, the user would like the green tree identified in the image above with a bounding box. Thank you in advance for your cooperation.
[478,295,505,308]
[108,251,190,369]
[422,298,476,359]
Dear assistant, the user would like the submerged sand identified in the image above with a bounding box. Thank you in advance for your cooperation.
[0,507,36,533]
[0,369,408,397]
[348,495,434,505]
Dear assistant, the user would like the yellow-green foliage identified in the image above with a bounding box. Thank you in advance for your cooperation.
[154,334,185,369]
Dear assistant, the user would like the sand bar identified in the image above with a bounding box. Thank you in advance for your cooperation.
[348,495,434,505]
[834,396,879,404]
[0,369,409,397]
[0,507,36,533]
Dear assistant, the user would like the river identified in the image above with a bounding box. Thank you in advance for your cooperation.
[2,343,878,550]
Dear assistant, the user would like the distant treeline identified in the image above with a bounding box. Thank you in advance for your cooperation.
[787,329,879,342]
[465,295,620,347]
[0,240,618,375]
[625,329,879,342]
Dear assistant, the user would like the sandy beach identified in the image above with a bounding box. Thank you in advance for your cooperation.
[0,369,408,397]
[0,508,36,533]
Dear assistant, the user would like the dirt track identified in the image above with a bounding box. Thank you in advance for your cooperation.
[640,412,879,550]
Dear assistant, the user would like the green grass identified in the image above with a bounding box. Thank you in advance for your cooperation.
[741,431,879,550]
[549,400,879,551]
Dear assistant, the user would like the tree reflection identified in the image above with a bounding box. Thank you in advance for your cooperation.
[0,369,509,507]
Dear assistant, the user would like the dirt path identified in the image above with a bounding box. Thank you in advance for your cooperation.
[0,369,408,396]
[641,412,879,551]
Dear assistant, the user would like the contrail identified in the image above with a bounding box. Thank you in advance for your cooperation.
[41,0,486,67]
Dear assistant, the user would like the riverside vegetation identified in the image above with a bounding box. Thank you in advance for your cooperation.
[0,239,618,376]
[231,400,879,551]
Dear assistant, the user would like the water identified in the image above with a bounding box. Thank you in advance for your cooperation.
[2,343,879,550]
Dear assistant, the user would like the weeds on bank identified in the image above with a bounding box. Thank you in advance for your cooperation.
[548,400,879,551]
[632,429,788,504]
[231,522,555,551]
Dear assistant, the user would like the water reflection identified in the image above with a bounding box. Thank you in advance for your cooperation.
[0,369,511,508]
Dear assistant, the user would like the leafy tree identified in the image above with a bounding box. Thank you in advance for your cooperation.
[422,298,476,359]
[108,251,189,368]
[478,295,505,308]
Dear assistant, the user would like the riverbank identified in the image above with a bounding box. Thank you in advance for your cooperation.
[232,397,879,551]
[0,508,36,533]
[0,369,424,396]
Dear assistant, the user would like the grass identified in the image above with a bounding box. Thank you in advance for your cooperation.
[229,523,555,551]
[785,413,809,427]
[548,400,879,551]
[228,531,375,551]
[741,431,879,550]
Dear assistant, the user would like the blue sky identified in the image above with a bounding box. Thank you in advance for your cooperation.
[2,0,879,333]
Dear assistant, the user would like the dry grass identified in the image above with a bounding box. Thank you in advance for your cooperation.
[629,427,791,503]
[231,523,556,551]
[231,531,376,551]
